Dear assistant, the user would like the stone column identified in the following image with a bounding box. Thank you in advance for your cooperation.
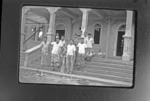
[106,17,111,58]
[46,7,60,42]
[21,7,30,34]
[21,7,30,51]
[79,8,91,37]
[122,11,133,61]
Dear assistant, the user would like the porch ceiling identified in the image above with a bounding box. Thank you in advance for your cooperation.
[25,7,126,23]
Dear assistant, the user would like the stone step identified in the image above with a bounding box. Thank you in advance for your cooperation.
[27,63,133,83]
[85,62,133,70]
[26,58,133,78]
[20,67,131,86]
[21,64,132,85]
[83,67,133,78]
[91,57,133,66]
[84,64,132,74]
[73,70,132,83]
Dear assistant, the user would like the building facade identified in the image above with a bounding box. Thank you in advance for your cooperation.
[21,6,135,62]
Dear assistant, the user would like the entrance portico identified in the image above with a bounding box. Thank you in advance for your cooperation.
[21,6,135,62]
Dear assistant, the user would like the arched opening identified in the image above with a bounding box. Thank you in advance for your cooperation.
[116,24,126,56]
[94,24,101,44]
[56,24,65,40]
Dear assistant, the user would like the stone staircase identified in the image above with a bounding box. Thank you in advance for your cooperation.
[19,49,41,67]
[19,51,134,86]
[73,55,134,85]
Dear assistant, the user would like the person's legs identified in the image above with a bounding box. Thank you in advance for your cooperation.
[89,48,93,56]
[41,53,49,66]
[70,55,74,74]
[52,54,58,71]
[60,56,65,73]
[74,51,78,66]
[51,54,54,67]
[66,55,70,73]
[80,54,85,68]
[77,54,82,70]
[55,54,60,71]
[41,53,44,65]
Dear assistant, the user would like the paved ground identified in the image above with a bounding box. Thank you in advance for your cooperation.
[19,68,106,86]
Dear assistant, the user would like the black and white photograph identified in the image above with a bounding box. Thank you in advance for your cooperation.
[19,6,135,87]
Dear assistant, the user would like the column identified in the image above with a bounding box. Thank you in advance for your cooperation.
[46,7,60,42]
[122,11,133,61]
[21,7,30,51]
[21,7,30,34]
[106,17,111,58]
[79,8,91,37]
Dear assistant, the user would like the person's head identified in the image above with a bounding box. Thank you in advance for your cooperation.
[43,36,47,42]
[56,37,59,43]
[88,33,92,38]
[70,40,74,45]
[56,33,59,36]
[80,37,84,43]
[61,36,65,40]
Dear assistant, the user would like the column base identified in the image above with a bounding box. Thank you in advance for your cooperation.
[122,53,131,61]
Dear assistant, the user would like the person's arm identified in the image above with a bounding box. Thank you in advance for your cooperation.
[51,42,55,45]
[85,44,88,48]
[73,46,76,55]
[77,43,80,47]
[91,38,94,46]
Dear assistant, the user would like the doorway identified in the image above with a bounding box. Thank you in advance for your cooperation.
[116,25,126,56]
[116,31,125,56]
[93,24,101,53]
[56,30,65,40]
[94,24,101,44]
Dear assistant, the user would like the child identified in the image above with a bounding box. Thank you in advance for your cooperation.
[73,34,80,66]
[40,35,50,66]
[36,35,49,76]
[59,36,66,47]
[84,33,94,56]
[66,40,76,74]
[60,43,67,73]
[77,37,87,68]
[50,37,61,71]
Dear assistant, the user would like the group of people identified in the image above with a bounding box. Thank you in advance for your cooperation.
[39,32,94,74]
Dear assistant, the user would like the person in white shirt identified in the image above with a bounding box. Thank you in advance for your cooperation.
[59,36,66,47]
[84,33,94,56]
[40,36,50,66]
[66,40,76,74]
[77,37,87,68]
[37,27,44,41]
[59,36,67,73]
[50,37,61,71]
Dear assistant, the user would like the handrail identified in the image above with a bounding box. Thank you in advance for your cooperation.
[25,44,42,54]
[23,32,36,44]
[24,44,42,66]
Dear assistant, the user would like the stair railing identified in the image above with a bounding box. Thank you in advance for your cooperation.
[24,43,42,66]
[23,32,36,45]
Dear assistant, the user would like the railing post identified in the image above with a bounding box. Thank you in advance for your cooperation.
[41,53,44,65]
[24,53,28,67]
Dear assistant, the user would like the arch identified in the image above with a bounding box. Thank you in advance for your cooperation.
[93,23,102,44]
[56,23,65,30]
[118,24,126,31]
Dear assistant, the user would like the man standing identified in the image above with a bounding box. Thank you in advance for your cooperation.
[77,37,87,69]
[40,35,50,66]
[84,33,94,56]
[66,40,76,74]
[50,37,61,71]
